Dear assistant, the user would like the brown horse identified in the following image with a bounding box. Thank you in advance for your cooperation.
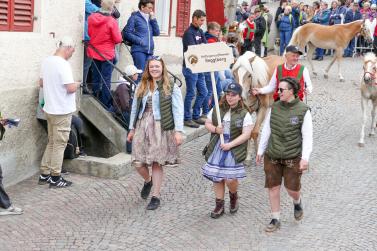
[232,52,285,158]
[289,20,373,81]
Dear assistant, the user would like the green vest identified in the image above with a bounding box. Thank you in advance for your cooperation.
[204,105,248,163]
[267,98,309,160]
[133,81,175,131]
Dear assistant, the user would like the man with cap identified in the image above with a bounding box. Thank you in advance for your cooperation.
[38,36,78,188]
[252,45,312,101]
[256,77,313,232]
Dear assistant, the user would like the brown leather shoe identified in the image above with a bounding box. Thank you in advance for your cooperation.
[229,192,239,214]
[184,120,200,128]
[193,118,206,125]
[210,198,224,219]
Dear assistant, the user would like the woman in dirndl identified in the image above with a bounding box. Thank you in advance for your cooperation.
[202,82,253,218]
[127,56,184,210]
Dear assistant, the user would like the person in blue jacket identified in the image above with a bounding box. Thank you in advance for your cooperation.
[83,0,100,85]
[312,1,330,60]
[343,2,362,57]
[122,0,160,83]
[277,6,295,55]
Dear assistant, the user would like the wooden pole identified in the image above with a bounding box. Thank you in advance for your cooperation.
[210,71,224,144]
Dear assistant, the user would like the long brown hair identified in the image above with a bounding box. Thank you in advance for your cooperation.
[136,57,171,98]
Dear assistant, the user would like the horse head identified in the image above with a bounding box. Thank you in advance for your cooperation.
[363,53,377,83]
[361,19,374,44]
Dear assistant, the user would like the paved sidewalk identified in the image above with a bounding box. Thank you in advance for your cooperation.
[1,57,377,250]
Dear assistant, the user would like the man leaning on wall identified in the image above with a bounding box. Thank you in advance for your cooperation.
[38,36,79,188]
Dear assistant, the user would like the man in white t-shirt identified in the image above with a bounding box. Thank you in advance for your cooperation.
[38,36,79,188]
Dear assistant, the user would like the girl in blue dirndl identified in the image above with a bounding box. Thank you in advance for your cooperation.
[202,82,253,218]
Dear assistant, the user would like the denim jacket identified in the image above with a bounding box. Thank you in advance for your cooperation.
[129,84,184,132]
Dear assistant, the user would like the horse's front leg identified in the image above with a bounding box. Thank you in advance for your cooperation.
[359,96,368,147]
[324,50,338,79]
[369,101,377,136]
[306,43,317,76]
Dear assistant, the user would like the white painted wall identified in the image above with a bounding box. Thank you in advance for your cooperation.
[0,0,84,186]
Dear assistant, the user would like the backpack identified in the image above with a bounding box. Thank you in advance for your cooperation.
[64,125,80,159]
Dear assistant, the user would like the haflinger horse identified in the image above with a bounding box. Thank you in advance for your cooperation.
[289,19,374,82]
[358,52,377,147]
[232,52,285,159]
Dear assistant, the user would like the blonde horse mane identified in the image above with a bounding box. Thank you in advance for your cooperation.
[364,52,376,63]
[234,51,270,88]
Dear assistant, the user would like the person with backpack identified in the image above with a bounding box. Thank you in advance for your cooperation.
[252,45,313,102]
[127,57,184,210]
[277,5,295,56]
[122,0,160,83]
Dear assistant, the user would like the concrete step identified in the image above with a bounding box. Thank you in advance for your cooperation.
[63,123,208,179]
[79,94,127,152]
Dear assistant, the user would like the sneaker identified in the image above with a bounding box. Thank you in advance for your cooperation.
[0,205,23,216]
[146,196,160,210]
[193,118,206,125]
[141,179,153,199]
[229,192,239,214]
[164,162,178,168]
[49,176,72,188]
[264,219,281,232]
[294,200,304,221]
[38,174,51,185]
[210,199,224,219]
[184,120,200,128]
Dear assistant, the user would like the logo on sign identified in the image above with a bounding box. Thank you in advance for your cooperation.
[188,55,198,65]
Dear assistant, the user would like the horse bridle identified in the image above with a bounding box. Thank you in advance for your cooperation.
[363,59,377,85]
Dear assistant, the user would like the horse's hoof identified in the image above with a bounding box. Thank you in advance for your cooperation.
[339,78,345,82]
[369,133,375,137]
[313,72,318,76]
[358,142,365,147]
[324,74,328,79]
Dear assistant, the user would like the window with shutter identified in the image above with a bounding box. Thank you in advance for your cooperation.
[176,0,190,37]
[0,0,10,31]
[0,0,34,32]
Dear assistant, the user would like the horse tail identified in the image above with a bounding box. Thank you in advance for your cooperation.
[289,26,302,46]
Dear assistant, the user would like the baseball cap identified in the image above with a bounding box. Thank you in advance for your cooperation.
[57,36,75,48]
[285,45,303,55]
[124,65,142,76]
[225,82,243,95]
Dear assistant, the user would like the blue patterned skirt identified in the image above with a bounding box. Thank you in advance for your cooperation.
[202,134,246,182]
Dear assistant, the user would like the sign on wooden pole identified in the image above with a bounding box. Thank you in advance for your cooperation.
[184,42,234,144]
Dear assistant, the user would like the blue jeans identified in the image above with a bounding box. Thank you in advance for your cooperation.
[131,52,151,83]
[183,67,208,121]
[280,30,292,55]
[315,48,324,57]
[203,72,222,115]
[0,165,11,209]
[91,59,114,109]
[83,47,92,84]
[344,37,356,56]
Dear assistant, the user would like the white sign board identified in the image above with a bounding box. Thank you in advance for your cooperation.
[184,42,234,73]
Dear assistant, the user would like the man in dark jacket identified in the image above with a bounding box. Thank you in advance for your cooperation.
[253,8,266,57]
[182,10,208,128]
[122,0,160,82]
[344,3,362,57]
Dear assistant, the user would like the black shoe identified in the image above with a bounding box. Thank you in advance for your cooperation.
[264,219,281,232]
[312,56,319,60]
[49,176,72,188]
[184,120,200,128]
[146,196,160,210]
[317,56,323,61]
[193,118,206,125]
[294,200,304,221]
[141,179,153,199]
[38,174,51,185]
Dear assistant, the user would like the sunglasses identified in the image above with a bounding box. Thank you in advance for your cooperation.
[278,88,291,93]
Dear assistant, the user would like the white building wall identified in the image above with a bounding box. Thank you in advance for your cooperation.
[0,0,84,186]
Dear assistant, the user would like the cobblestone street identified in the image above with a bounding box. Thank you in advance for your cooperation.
[1,57,377,251]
